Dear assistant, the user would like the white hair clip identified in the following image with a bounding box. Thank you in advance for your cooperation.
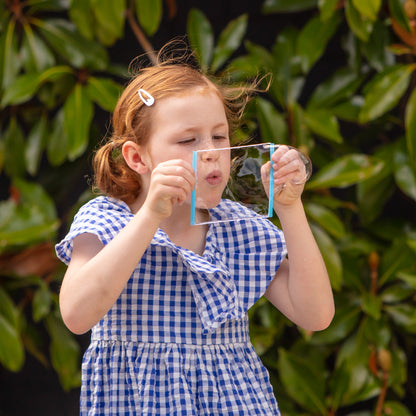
[138,88,155,106]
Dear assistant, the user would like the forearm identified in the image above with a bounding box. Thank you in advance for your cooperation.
[272,199,334,330]
[60,206,160,334]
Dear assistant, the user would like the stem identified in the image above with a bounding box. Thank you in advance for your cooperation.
[375,370,389,416]
[125,5,157,65]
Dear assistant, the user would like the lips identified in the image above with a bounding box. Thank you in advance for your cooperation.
[205,170,223,186]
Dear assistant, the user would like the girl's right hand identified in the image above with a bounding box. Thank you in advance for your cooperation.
[142,159,196,220]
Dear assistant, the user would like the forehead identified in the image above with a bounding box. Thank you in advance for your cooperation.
[151,88,228,128]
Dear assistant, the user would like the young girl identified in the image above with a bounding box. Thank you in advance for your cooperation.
[56,46,334,415]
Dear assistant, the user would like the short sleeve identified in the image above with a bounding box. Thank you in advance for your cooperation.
[55,197,132,265]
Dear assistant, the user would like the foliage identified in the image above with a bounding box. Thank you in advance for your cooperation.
[0,0,415,414]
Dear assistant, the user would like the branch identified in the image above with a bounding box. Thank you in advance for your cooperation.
[125,6,157,65]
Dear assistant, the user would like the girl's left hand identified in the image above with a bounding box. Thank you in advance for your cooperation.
[261,145,308,206]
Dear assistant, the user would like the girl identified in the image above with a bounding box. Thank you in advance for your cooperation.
[56,46,334,415]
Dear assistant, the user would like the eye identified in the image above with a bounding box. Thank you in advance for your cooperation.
[179,138,196,144]
[213,135,227,141]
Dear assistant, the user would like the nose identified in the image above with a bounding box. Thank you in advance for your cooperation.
[199,138,220,162]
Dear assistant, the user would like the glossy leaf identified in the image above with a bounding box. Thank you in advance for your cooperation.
[136,0,162,37]
[187,9,214,70]
[33,18,108,70]
[318,0,338,20]
[385,304,416,334]
[22,23,55,72]
[388,0,411,31]
[383,401,413,416]
[2,119,26,178]
[64,84,94,160]
[277,348,327,414]
[307,67,365,110]
[33,284,52,322]
[86,76,122,112]
[256,97,289,144]
[262,0,318,13]
[304,108,343,143]
[92,0,126,42]
[0,288,19,329]
[69,0,94,40]
[211,14,248,72]
[405,85,416,168]
[393,147,416,201]
[352,0,381,21]
[0,315,24,372]
[310,224,343,290]
[0,19,20,89]
[307,154,384,190]
[305,202,346,239]
[25,114,48,176]
[359,64,415,123]
[47,109,68,166]
[296,13,339,73]
[46,314,81,391]
[345,0,374,42]
[1,65,73,106]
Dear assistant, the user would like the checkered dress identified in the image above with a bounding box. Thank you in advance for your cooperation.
[56,196,287,415]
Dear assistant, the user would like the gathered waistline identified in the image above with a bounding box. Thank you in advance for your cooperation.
[89,338,252,347]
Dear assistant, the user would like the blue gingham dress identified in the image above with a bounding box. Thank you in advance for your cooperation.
[56,196,287,415]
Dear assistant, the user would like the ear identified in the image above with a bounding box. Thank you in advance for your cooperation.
[122,141,150,175]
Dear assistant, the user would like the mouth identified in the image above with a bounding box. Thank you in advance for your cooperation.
[205,170,223,186]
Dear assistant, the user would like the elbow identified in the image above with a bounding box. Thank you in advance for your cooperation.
[59,296,92,335]
[299,302,335,332]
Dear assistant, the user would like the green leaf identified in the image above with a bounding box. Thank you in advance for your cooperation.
[0,18,21,89]
[25,114,48,176]
[2,118,26,178]
[0,315,25,372]
[46,314,81,391]
[361,292,381,320]
[310,224,343,290]
[393,147,416,201]
[211,14,248,72]
[382,401,413,416]
[187,9,214,70]
[256,97,288,143]
[33,18,108,70]
[397,271,416,289]
[47,109,68,166]
[388,0,411,31]
[304,108,343,143]
[296,13,340,73]
[345,0,374,42]
[86,76,122,112]
[1,65,73,106]
[135,0,162,37]
[91,0,126,43]
[33,285,52,322]
[307,67,365,110]
[22,23,55,72]
[307,154,384,190]
[359,64,415,123]
[305,202,346,239]
[385,304,416,334]
[64,84,94,160]
[69,0,94,40]
[277,348,327,414]
[262,0,318,13]
[352,0,381,20]
[0,287,19,329]
[318,0,338,20]
[405,86,416,168]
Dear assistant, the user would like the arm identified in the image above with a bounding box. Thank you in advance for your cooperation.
[59,159,195,334]
[262,147,335,331]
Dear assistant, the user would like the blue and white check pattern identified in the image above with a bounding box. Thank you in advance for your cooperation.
[56,196,287,415]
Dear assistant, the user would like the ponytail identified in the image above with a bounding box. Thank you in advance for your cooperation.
[93,138,141,205]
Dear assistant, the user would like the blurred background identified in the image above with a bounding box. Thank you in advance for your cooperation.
[0,0,416,415]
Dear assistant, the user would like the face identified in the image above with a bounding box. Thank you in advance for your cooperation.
[142,88,231,208]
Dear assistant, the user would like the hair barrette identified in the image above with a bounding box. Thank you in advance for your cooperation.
[138,88,155,107]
